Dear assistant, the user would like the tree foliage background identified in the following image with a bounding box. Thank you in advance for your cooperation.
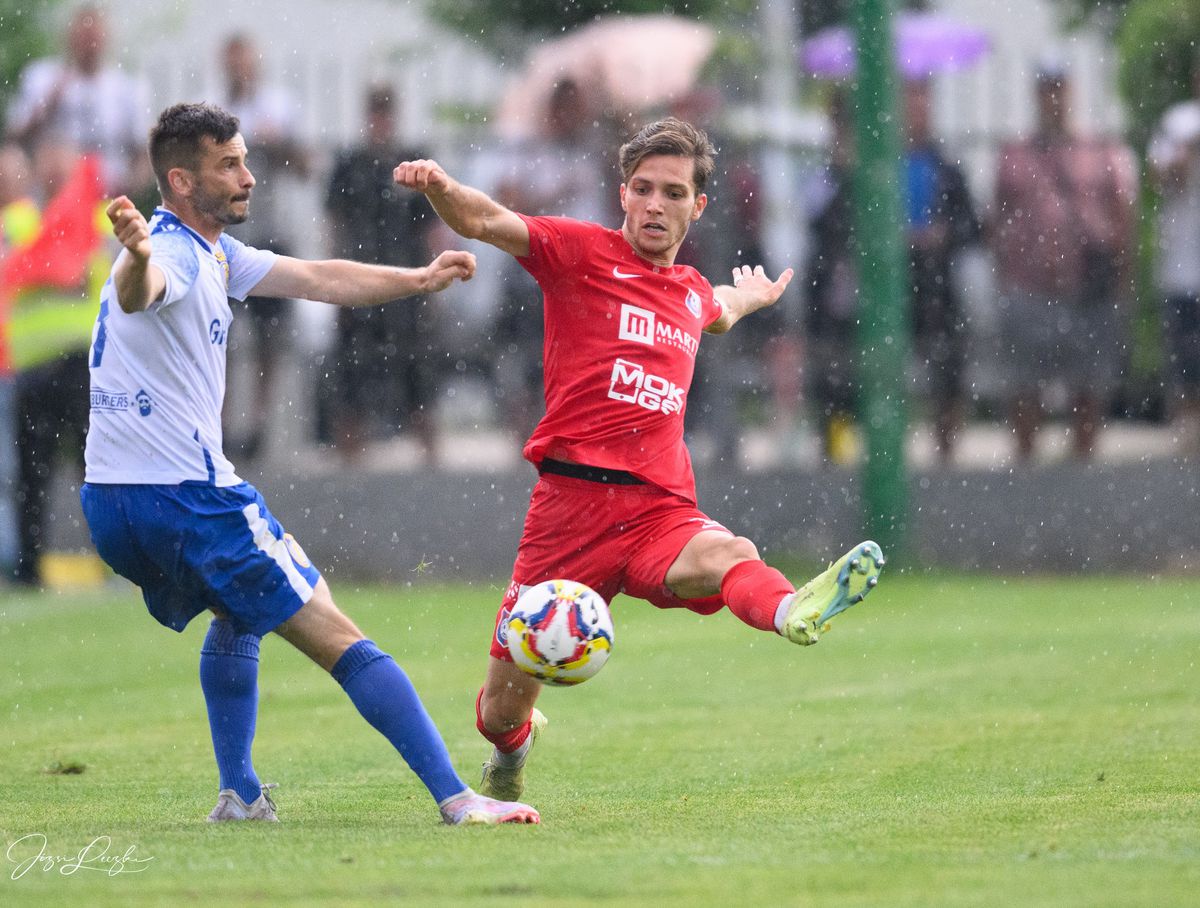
[1115,0,1200,146]
[0,0,61,118]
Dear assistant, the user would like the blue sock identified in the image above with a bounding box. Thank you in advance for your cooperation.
[199,619,263,805]
[332,640,467,804]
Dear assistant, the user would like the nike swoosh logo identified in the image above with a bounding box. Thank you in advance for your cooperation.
[612,266,641,279]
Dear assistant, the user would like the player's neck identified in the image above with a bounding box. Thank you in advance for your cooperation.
[161,200,225,246]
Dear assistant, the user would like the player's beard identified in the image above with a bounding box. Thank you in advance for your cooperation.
[193,184,250,226]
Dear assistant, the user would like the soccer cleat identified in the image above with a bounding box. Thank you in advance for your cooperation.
[780,541,885,645]
[439,789,541,826]
[479,708,547,801]
[206,783,279,822]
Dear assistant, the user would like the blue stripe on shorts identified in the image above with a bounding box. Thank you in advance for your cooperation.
[80,481,321,636]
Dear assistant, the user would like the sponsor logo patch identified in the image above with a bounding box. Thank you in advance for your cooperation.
[619,304,655,345]
[684,288,702,318]
[284,533,312,569]
[607,358,685,415]
[618,304,698,356]
[90,387,130,411]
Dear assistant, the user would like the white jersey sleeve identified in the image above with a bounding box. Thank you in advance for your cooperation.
[219,233,278,301]
[149,229,201,308]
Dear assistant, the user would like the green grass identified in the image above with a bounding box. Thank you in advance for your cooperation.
[1,573,1197,906]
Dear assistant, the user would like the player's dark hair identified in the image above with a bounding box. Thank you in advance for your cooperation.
[618,118,716,194]
[148,103,240,198]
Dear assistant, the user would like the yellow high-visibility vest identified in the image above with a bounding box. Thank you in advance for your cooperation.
[7,202,111,373]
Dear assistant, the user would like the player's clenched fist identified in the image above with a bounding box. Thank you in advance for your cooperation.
[394,159,451,195]
[421,249,476,293]
[106,195,151,261]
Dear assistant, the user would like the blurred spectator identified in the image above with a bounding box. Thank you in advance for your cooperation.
[491,78,613,440]
[672,88,793,466]
[4,3,150,196]
[902,78,981,464]
[992,62,1137,462]
[4,147,109,586]
[1148,60,1200,452]
[323,85,440,465]
[0,144,40,579]
[219,33,310,461]
[804,88,861,464]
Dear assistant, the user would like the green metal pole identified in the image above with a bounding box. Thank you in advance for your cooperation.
[850,0,910,556]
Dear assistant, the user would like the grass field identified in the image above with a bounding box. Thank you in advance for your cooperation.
[1,571,1197,906]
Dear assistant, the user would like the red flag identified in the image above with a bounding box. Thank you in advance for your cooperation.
[0,154,105,372]
[0,154,105,292]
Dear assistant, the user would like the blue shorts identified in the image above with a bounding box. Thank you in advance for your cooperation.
[80,481,321,636]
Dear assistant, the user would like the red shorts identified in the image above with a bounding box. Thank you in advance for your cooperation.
[489,471,732,660]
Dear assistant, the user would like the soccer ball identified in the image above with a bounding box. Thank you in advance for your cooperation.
[505,579,613,686]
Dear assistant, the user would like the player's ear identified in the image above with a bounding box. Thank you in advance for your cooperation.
[691,192,707,221]
[166,166,193,198]
[619,182,628,213]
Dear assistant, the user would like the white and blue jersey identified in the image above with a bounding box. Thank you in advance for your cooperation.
[81,208,319,635]
[84,207,275,486]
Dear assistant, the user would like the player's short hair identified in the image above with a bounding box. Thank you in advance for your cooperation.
[618,118,716,194]
[148,102,240,197]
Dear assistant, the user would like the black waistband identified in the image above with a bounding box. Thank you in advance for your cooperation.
[538,458,645,485]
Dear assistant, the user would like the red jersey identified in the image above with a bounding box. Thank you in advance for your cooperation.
[516,215,722,504]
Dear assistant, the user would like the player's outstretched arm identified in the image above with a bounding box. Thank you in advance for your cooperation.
[249,249,476,307]
[107,196,166,313]
[706,264,795,335]
[393,159,530,258]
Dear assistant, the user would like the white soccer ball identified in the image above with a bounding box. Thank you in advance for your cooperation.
[505,579,614,686]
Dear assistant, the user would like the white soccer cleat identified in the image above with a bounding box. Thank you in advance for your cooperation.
[439,789,540,826]
[207,783,279,822]
[781,541,885,645]
[479,708,547,801]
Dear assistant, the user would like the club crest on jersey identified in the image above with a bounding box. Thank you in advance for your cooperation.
[213,247,230,287]
[684,288,702,318]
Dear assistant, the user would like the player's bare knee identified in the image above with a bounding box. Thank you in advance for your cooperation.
[705,535,758,576]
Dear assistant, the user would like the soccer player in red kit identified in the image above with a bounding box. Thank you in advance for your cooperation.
[394,118,884,802]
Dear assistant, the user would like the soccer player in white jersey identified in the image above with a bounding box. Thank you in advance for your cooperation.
[80,102,538,826]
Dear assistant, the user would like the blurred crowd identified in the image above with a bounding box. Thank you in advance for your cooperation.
[4,5,1200,585]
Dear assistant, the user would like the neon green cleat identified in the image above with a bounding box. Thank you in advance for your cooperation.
[780,541,885,645]
[479,708,547,801]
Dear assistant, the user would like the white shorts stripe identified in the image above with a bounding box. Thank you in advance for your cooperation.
[242,502,315,602]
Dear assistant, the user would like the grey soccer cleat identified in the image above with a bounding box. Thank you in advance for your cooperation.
[479,708,547,801]
[207,783,279,822]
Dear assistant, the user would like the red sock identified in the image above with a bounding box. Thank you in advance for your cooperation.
[475,688,532,753]
[720,560,794,633]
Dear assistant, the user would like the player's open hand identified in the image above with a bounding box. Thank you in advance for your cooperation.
[106,196,151,261]
[730,264,795,309]
[394,160,452,196]
[422,249,476,292]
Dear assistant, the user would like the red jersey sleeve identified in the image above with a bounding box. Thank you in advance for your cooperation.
[515,214,593,286]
